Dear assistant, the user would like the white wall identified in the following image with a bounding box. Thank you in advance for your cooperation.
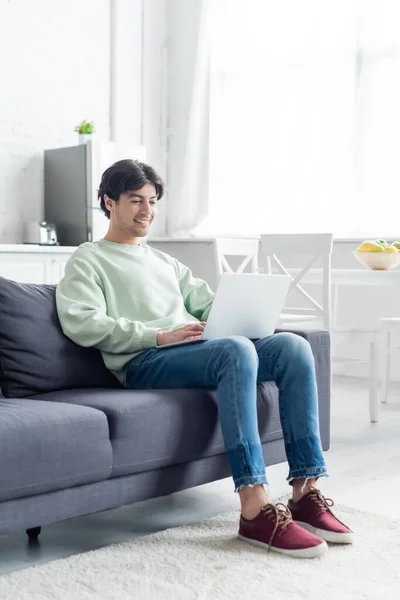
[0,0,111,243]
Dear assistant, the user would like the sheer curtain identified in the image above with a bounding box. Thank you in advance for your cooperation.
[193,0,400,237]
[355,0,400,237]
[165,0,212,236]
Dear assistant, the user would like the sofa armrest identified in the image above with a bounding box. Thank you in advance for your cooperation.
[275,328,331,451]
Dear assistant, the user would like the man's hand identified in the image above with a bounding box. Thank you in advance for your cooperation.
[156,322,206,346]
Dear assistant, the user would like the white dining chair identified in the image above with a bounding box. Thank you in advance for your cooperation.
[258,233,333,330]
[214,238,260,276]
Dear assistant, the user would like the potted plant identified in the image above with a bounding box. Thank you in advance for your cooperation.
[74,120,95,144]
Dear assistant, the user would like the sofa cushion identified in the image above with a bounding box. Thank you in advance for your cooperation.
[0,277,120,397]
[0,397,112,502]
[32,381,283,477]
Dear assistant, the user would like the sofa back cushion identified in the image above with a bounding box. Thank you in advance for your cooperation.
[0,277,119,397]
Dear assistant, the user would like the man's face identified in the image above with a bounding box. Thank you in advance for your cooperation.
[106,183,158,239]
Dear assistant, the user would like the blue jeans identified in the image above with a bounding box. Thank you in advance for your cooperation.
[125,333,328,492]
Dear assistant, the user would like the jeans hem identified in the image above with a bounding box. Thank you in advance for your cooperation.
[234,475,268,493]
[287,468,328,484]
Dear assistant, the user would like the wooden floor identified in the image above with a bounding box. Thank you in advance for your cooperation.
[0,376,399,576]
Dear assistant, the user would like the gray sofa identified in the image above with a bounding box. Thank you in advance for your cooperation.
[0,276,331,539]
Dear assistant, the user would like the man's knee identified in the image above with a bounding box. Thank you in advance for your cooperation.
[274,332,314,363]
[216,336,259,369]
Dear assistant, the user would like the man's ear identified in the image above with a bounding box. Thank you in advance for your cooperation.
[104,194,113,212]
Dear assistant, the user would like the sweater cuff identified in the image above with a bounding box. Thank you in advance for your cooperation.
[140,327,159,349]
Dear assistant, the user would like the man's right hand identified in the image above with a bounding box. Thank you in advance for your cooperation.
[156,322,206,346]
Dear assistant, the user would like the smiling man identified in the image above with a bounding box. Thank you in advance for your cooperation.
[56,159,353,559]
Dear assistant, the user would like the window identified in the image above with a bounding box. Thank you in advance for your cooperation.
[196,0,400,237]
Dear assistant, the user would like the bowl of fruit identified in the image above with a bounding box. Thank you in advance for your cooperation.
[353,239,400,270]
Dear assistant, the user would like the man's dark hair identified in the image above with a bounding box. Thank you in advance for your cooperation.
[98,159,165,219]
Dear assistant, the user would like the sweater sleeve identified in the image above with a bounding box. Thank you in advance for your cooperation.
[173,259,215,321]
[56,254,158,353]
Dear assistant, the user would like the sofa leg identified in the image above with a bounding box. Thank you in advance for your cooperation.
[26,526,41,539]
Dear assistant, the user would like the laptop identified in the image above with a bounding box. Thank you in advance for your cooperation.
[158,273,291,348]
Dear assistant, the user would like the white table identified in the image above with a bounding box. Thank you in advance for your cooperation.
[302,268,400,287]
[298,267,400,423]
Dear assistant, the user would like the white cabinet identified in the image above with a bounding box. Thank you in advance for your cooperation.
[48,257,70,284]
[0,255,48,284]
[0,246,75,284]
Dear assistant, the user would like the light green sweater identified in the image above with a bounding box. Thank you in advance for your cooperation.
[56,240,215,385]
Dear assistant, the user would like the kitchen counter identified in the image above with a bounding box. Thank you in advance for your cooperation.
[0,245,78,254]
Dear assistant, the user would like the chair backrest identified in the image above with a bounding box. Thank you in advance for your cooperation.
[214,238,260,276]
[259,233,333,330]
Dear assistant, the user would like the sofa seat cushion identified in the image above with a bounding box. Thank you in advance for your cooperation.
[32,382,282,478]
[0,398,112,502]
[0,277,120,397]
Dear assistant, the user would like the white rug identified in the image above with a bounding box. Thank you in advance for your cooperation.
[1,503,399,600]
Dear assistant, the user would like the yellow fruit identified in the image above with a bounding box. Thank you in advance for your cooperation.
[392,241,400,250]
[385,245,398,253]
[375,239,388,247]
[358,241,384,252]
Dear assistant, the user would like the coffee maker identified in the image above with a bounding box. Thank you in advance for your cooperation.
[24,221,58,245]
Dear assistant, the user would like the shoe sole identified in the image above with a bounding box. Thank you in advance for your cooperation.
[294,520,354,544]
[238,534,328,558]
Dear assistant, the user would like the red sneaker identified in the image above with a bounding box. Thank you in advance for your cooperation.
[238,502,327,559]
[288,487,354,544]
